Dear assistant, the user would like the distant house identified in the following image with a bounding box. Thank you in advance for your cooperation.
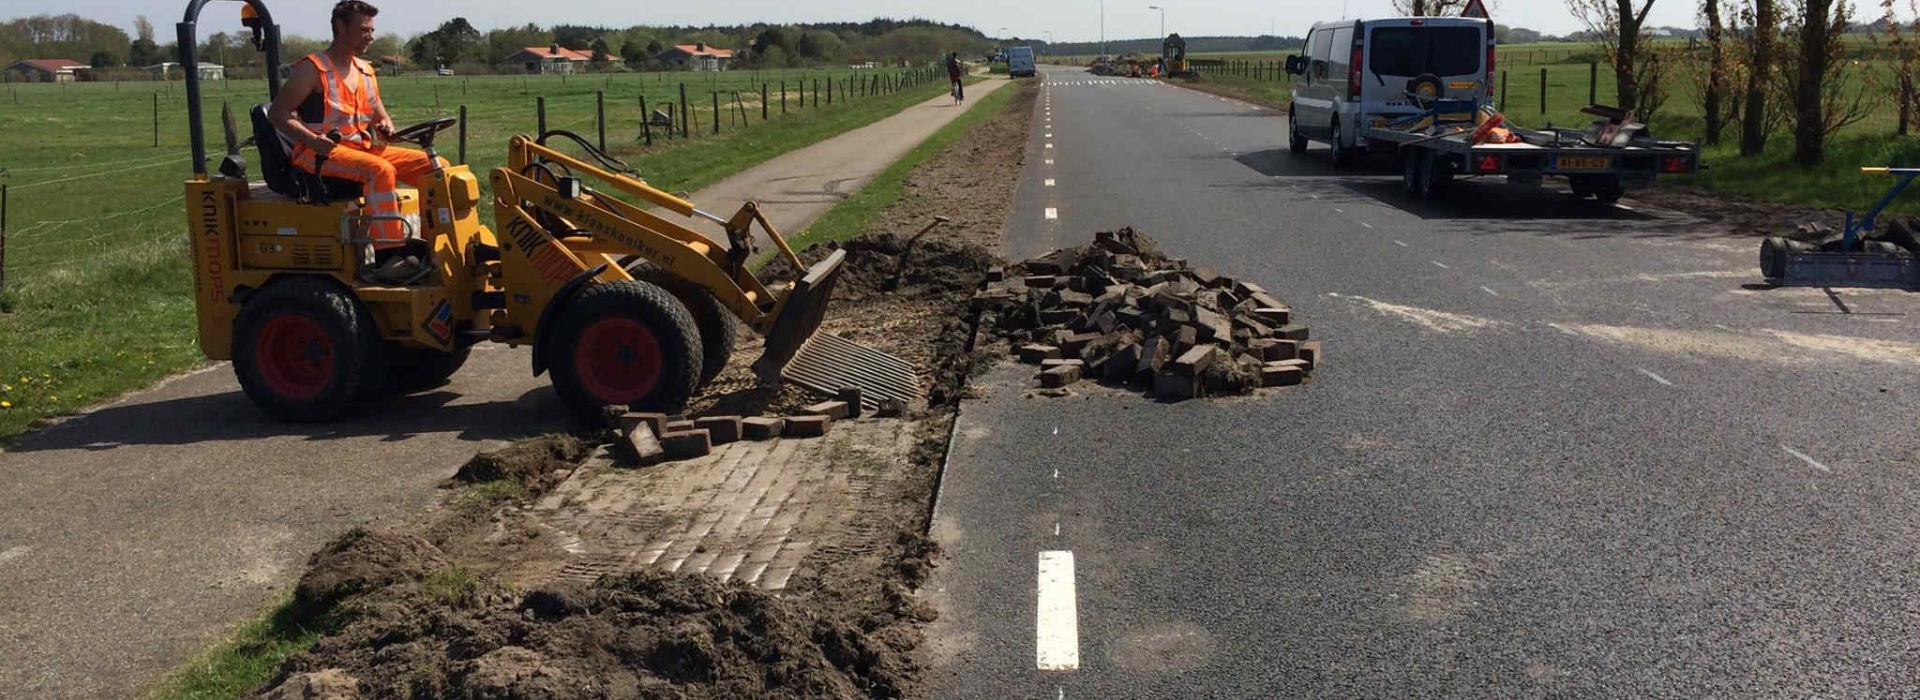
[654,43,734,72]
[378,54,408,72]
[505,45,592,75]
[144,62,225,81]
[5,59,88,83]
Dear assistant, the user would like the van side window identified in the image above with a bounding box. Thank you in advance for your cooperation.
[1308,29,1333,80]
[1328,27,1355,82]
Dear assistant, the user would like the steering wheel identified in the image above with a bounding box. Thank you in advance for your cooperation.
[388,117,458,146]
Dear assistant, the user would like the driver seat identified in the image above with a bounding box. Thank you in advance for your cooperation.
[249,103,363,203]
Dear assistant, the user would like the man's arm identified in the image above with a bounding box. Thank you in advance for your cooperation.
[268,61,334,157]
[368,72,395,139]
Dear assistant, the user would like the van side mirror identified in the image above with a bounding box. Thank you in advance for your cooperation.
[1285,55,1305,75]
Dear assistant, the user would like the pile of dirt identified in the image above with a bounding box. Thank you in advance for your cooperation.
[972,228,1319,399]
[259,534,921,700]
[449,434,591,495]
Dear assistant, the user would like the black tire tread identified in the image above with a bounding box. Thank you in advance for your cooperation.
[231,275,385,423]
[626,261,738,387]
[547,279,703,421]
[388,343,472,392]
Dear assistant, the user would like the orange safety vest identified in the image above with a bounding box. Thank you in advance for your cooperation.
[289,52,382,157]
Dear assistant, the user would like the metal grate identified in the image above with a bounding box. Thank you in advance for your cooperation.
[781,332,921,412]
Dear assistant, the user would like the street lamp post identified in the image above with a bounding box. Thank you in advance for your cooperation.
[1100,0,1106,57]
[1148,5,1164,39]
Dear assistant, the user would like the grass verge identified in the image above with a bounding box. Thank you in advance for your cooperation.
[142,595,318,700]
[788,79,1021,251]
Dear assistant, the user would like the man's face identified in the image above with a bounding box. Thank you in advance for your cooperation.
[333,13,375,54]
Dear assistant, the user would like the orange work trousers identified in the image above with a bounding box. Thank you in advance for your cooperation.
[292,143,445,248]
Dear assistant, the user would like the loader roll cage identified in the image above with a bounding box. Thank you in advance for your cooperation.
[178,0,285,180]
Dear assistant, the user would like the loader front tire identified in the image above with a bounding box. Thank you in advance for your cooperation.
[548,280,703,422]
[232,276,386,423]
[626,261,738,387]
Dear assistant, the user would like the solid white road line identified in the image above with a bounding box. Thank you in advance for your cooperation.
[1361,222,1374,229]
[1431,261,1451,269]
[1036,551,1080,671]
[1481,285,1500,297]
[1394,240,1409,247]
[1045,207,1059,220]
[1046,179,1056,186]
[1636,367,1673,386]
[1782,444,1831,473]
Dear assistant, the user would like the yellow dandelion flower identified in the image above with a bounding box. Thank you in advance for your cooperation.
[1,401,10,409]
[49,396,58,403]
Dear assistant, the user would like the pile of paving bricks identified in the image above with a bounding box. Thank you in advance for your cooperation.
[969,228,1321,400]
[616,388,905,466]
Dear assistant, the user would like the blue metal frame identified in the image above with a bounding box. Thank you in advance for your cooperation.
[1841,168,1920,253]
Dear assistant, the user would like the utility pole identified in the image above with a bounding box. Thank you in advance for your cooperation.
[1149,6,1164,39]
[1101,0,1107,57]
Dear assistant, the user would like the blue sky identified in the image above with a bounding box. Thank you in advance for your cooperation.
[0,0,1722,42]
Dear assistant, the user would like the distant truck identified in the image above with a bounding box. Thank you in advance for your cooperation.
[1007,46,1036,77]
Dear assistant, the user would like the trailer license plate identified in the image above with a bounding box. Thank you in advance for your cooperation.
[1558,156,1611,171]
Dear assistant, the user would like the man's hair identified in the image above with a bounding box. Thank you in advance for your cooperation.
[331,1,379,32]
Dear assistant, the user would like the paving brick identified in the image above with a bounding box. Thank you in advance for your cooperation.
[1270,359,1310,371]
[802,401,850,420]
[1172,326,1199,355]
[1137,337,1169,375]
[624,424,667,466]
[785,414,832,437]
[1213,290,1241,311]
[1154,370,1199,400]
[1253,307,1291,325]
[619,412,669,438]
[1233,314,1273,338]
[1189,267,1221,287]
[1173,345,1218,376]
[1115,307,1148,330]
[876,398,907,417]
[666,420,696,433]
[1234,280,1268,298]
[693,416,743,444]
[1106,343,1142,381]
[1263,339,1300,362]
[1044,289,1094,308]
[835,387,864,418]
[1193,307,1231,340]
[1262,364,1304,387]
[986,267,1005,282]
[1250,292,1287,309]
[1018,344,1062,363]
[661,430,712,460]
[1298,341,1322,370]
[1040,358,1087,370]
[1274,323,1311,341]
[1059,332,1103,358]
[1040,364,1083,388]
[741,417,785,440]
[1024,275,1059,288]
[1039,308,1080,325]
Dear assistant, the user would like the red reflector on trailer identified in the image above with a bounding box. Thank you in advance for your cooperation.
[1662,155,1690,173]
[1475,155,1501,172]
[1410,19,1424,26]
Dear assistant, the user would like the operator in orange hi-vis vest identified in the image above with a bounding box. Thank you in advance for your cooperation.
[269,0,443,279]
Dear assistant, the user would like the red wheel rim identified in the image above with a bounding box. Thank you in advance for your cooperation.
[573,317,662,405]
[256,315,335,400]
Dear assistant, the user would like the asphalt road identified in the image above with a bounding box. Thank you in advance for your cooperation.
[922,66,1920,699]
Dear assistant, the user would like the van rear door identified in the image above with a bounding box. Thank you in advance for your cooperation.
[1360,20,1489,123]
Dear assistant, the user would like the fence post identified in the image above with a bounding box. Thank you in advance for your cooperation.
[814,79,820,108]
[1,184,8,293]
[782,80,787,113]
[596,90,606,151]
[1539,67,1547,115]
[712,91,720,134]
[679,83,689,137]
[641,95,652,146]
[457,104,468,164]
[798,79,804,109]
[762,83,769,120]
[153,92,160,147]
[537,96,546,135]
[827,76,833,105]
[1588,60,1597,105]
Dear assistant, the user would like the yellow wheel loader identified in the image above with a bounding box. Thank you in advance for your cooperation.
[177,0,914,423]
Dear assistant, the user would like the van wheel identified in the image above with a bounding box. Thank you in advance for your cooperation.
[1289,107,1309,154]
[1330,118,1353,168]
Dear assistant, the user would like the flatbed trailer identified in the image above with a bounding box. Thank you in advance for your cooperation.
[1363,103,1700,203]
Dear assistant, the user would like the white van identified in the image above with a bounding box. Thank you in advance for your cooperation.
[1008,46,1037,77]
[1284,17,1496,166]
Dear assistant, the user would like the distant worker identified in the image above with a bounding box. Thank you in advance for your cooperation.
[946,52,965,103]
[269,0,443,280]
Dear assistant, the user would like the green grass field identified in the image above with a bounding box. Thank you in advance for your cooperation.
[0,66,947,439]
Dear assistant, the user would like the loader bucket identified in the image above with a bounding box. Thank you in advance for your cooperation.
[752,249,923,412]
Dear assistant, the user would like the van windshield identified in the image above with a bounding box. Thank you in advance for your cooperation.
[1368,26,1482,77]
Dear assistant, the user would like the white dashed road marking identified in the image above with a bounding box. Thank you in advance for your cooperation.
[1782,445,1831,473]
[1045,207,1058,220]
[1394,240,1409,247]
[1036,551,1080,671]
[1431,261,1450,269]
[1636,367,1673,386]
[1480,285,1499,297]
[1361,222,1373,229]
[1045,179,1056,187]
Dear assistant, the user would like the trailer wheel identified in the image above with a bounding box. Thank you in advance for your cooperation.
[547,280,703,422]
[1401,150,1424,194]
[1418,150,1452,201]
[1593,177,1624,204]
[1568,176,1597,199]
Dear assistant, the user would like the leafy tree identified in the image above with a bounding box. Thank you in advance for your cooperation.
[133,15,153,43]
[1569,0,1665,119]
[589,36,611,70]
[128,38,160,67]
[1741,0,1781,155]
[796,30,843,59]
[1786,0,1874,163]
[89,49,115,68]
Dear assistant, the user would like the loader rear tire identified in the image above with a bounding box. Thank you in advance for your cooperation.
[388,343,472,392]
[626,261,738,387]
[232,276,386,423]
[548,280,703,422]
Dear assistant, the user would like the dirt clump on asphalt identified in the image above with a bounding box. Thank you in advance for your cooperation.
[258,561,921,700]
[1633,184,1849,240]
[450,434,592,494]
